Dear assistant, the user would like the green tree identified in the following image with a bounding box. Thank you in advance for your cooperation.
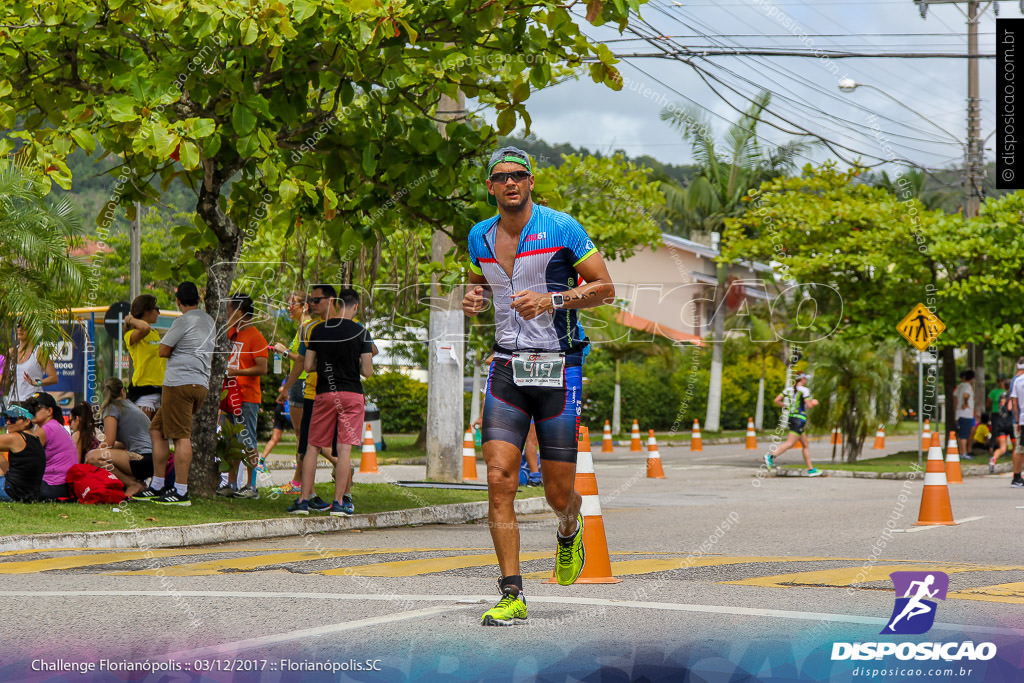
[807,337,896,463]
[0,0,641,495]
[0,159,90,396]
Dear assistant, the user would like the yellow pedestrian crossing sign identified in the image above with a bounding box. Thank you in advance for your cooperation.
[897,303,945,351]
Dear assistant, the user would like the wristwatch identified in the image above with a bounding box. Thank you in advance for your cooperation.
[550,293,565,310]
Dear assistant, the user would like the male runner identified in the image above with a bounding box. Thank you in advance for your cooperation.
[765,372,821,477]
[463,146,615,626]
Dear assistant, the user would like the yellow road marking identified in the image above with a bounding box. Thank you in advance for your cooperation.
[724,564,1024,589]
[0,549,237,574]
[948,583,1024,604]
[523,555,847,580]
[0,548,78,557]
[323,551,552,577]
[106,548,451,576]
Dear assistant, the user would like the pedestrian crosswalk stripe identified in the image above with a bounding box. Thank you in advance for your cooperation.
[321,551,552,577]
[947,582,1024,604]
[105,548,448,576]
[0,548,232,574]
[724,563,1024,589]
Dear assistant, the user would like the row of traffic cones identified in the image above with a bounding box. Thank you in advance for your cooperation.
[916,431,966,525]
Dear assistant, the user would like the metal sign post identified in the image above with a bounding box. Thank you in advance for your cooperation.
[896,303,945,469]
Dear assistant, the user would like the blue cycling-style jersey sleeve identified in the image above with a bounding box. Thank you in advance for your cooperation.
[562,216,598,266]
[468,221,493,276]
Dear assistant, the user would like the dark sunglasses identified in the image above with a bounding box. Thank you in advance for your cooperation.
[308,296,328,304]
[489,170,531,184]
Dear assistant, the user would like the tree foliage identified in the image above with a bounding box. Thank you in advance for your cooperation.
[0,0,643,495]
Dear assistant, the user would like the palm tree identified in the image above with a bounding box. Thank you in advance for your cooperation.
[0,159,89,397]
[807,337,896,463]
[659,91,811,431]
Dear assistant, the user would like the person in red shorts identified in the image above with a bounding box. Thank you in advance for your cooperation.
[288,285,373,516]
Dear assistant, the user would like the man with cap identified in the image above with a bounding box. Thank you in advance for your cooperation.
[765,372,821,477]
[463,146,615,626]
[137,281,216,506]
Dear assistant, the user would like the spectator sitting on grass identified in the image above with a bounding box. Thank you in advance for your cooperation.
[69,402,99,464]
[971,413,993,457]
[0,403,45,502]
[85,378,154,498]
[27,392,78,501]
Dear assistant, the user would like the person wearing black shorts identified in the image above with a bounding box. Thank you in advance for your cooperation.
[463,146,615,626]
[765,372,822,477]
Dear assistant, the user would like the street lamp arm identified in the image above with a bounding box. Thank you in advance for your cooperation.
[838,80,963,147]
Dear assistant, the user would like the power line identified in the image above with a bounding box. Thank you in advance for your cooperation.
[593,49,995,58]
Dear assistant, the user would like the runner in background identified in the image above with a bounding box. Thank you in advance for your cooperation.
[765,372,821,477]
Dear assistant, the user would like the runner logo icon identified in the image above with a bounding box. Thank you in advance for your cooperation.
[881,571,949,635]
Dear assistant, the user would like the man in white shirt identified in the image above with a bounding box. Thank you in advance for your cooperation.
[952,370,977,460]
[1007,358,1024,488]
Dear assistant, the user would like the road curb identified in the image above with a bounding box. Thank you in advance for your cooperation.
[0,496,550,553]
[770,462,1011,479]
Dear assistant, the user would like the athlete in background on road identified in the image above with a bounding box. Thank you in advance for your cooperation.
[463,146,615,626]
[765,372,822,477]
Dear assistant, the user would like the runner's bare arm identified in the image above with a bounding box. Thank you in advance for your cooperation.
[510,252,615,321]
[360,352,373,379]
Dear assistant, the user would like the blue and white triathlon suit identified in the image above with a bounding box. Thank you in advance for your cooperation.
[468,204,598,463]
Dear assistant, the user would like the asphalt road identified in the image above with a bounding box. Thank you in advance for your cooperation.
[2,436,1022,682]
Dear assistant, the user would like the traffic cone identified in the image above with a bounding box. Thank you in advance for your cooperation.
[872,424,886,450]
[921,419,931,451]
[544,427,622,584]
[690,419,703,452]
[601,420,614,453]
[646,429,666,478]
[63,414,72,434]
[358,423,379,473]
[629,419,642,452]
[830,427,844,445]
[745,417,757,450]
[462,428,478,481]
[945,430,963,484]
[915,432,956,526]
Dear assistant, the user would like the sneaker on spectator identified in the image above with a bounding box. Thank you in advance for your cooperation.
[232,486,260,500]
[340,495,355,515]
[328,500,351,517]
[154,490,191,506]
[308,496,330,511]
[216,484,235,497]
[286,498,309,515]
[133,487,168,501]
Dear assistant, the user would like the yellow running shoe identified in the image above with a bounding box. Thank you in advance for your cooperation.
[554,514,586,585]
[481,585,527,626]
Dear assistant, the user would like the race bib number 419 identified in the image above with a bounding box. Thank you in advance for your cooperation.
[512,352,565,388]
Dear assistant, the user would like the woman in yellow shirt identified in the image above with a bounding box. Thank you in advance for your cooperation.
[124,294,166,418]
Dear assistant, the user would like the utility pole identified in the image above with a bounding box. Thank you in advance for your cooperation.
[130,201,142,301]
[915,0,991,428]
[425,91,465,482]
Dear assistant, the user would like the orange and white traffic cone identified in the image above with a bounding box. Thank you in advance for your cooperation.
[462,428,478,481]
[873,424,886,450]
[915,432,956,526]
[358,423,379,473]
[745,417,757,450]
[630,419,642,452]
[921,419,931,451]
[830,427,844,445]
[945,430,963,484]
[602,420,614,453]
[646,429,666,479]
[544,426,622,584]
[690,419,703,452]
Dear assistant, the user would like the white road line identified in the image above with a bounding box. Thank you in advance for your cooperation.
[5,591,1016,636]
[171,604,478,659]
[893,515,986,533]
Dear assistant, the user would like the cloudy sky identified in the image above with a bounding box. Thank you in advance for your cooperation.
[488,0,1005,175]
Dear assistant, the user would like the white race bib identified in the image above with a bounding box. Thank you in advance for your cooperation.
[511,352,565,388]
